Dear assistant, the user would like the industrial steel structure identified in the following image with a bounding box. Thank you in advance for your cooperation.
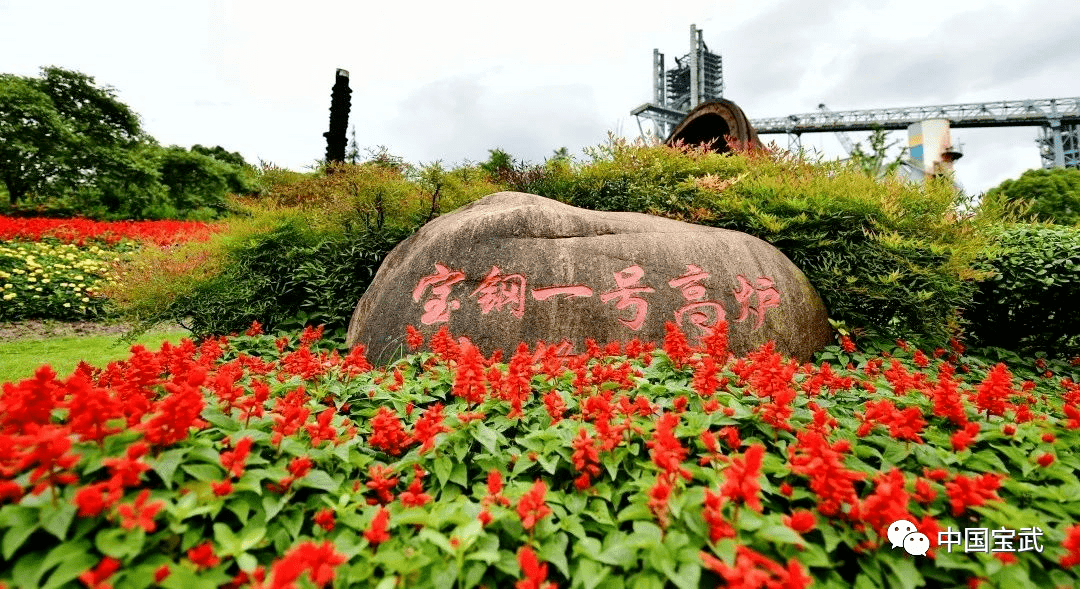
[751,98,1080,169]
[632,24,724,139]
[630,26,1080,170]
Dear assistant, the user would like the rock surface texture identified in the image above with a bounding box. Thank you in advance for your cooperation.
[346,192,833,365]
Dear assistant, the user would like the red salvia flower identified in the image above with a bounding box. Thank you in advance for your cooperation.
[839,335,856,353]
[366,465,399,505]
[102,442,150,488]
[973,363,1016,418]
[117,489,165,532]
[647,476,673,529]
[405,325,424,350]
[504,342,535,418]
[18,423,82,495]
[700,546,812,589]
[73,480,122,517]
[543,390,566,424]
[516,546,557,589]
[702,489,735,542]
[64,371,122,443]
[0,365,63,433]
[411,403,450,453]
[571,427,602,490]
[945,473,1003,516]
[720,444,765,512]
[261,540,345,589]
[220,437,254,479]
[245,320,263,336]
[341,344,373,376]
[313,508,336,531]
[453,342,488,404]
[211,480,234,497]
[270,387,311,446]
[788,430,864,517]
[517,479,552,531]
[306,408,339,447]
[1060,524,1080,567]
[187,541,220,569]
[369,406,410,456]
[140,367,209,447]
[950,421,982,452]
[701,320,730,362]
[430,325,461,363]
[783,510,817,534]
[364,507,391,546]
[78,556,121,589]
[483,470,512,508]
[663,322,692,369]
[288,456,314,479]
[647,412,691,483]
[399,466,432,507]
[692,355,720,398]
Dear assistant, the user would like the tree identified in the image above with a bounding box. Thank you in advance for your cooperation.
[847,127,906,178]
[0,66,156,207]
[983,167,1080,225]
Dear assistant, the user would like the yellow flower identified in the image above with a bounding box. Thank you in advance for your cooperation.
[63,303,71,308]
[81,297,90,302]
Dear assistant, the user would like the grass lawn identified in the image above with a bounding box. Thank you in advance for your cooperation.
[0,326,189,384]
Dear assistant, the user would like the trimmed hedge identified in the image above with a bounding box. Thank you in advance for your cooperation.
[968,224,1080,356]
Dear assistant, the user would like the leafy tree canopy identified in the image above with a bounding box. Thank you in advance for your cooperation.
[0,67,252,218]
[984,167,1080,225]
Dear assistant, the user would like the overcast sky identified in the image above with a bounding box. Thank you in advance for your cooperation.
[3,0,1079,195]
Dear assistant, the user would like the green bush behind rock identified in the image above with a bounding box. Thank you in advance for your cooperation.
[968,224,1080,356]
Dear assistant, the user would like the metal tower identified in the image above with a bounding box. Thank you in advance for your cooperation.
[632,24,724,139]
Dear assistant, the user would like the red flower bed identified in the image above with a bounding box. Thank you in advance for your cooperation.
[0,323,1078,588]
[0,215,222,246]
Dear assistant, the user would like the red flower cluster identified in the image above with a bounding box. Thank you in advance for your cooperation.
[0,214,221,246]
[700,546,812,589]
[517,546,558,589]
[517,479,552,531]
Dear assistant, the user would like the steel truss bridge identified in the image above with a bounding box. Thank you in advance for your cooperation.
[748,98,1080,169]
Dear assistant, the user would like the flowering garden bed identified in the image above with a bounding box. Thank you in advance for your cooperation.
[0,322,1078,589]
[0,215,222,322]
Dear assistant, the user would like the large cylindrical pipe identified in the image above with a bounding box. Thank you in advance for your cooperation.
[666,98,762,153]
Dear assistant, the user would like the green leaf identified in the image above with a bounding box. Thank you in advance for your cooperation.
[473,423,499,454]
[2,519,39,560]
[758,524,804,546]
[433,455,452,489]
[39,501,77,541]
[299,469,340,492]
[147,448,189,489]
[539,532,570,578]
[41,546,97,589]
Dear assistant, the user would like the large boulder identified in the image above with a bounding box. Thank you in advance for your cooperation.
[346,192,833,365]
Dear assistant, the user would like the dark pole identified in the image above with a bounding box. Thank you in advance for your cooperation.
[324,68,351,165]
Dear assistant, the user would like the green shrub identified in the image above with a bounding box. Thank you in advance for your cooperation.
[506,138,990,347]
[111,160,501,336]
[983,168,1080,225]
[967,224,1080,356]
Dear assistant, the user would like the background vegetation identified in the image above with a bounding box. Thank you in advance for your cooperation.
[0,67,254,220]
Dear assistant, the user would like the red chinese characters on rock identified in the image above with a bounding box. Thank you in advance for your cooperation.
[530,285,594,301]
[599,265,655,331]
[409,263,781,332]
[470,266,527,318]
[732,275,781,329]
[413,263,466,325]
[669,265,726,338]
